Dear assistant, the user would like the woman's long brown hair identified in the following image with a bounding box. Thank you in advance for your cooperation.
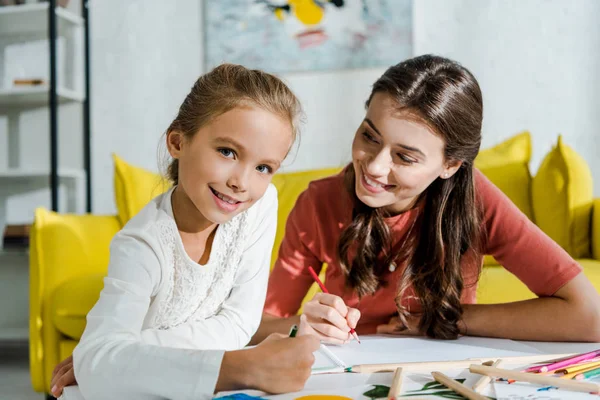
[337,55,483,339]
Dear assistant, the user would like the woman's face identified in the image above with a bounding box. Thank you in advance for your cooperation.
[352,92,459,214]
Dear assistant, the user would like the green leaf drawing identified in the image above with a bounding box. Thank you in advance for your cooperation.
[361,379,495,400]
[412,378,466,392]
[362,384,390,399]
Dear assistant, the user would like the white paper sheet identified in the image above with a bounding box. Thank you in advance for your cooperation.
[313,334,544,370]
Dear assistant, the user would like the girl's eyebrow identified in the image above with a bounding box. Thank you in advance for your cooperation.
[363,118,427,159]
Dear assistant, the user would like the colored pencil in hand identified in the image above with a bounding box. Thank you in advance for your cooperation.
[308,266,361,343]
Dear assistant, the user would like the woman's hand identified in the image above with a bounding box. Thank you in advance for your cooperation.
[376,314,423,336]
[50,355,76,397]
[301,293,361,344]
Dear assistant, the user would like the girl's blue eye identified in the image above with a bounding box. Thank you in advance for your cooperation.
[256,165,272,174]
[218,148,235,158]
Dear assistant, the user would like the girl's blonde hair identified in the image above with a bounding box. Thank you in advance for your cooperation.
[166,64,303,184]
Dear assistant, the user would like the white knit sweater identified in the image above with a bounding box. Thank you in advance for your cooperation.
[73,184,278,400]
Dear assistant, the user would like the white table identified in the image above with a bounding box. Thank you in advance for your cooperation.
[61,335,600,400]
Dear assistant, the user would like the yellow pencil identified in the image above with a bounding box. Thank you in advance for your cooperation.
[560,360,600,375]
[561,362,600,380]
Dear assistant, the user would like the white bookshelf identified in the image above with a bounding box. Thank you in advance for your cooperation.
[0,86,84,107]
[0,3,82,37]
[0,1,87,232]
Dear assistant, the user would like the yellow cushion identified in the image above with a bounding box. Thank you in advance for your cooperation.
[475,131,533,220]
[477,259,599,304]
[271,167,342,270]
[532,136,593,258]
[593,199,600,260]
[474,131,533,266]
[113,153,170,226]
[50,274,105,340]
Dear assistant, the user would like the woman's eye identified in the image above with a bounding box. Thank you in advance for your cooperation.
[398,154,415,164]
[362,131,378,143]
[256,165,272,174]
[218,148,235,158]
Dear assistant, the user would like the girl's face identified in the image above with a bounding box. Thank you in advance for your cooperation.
[352,93,460,214]
[168,105,293,225]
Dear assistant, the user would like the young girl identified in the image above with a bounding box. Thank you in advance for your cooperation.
[255,54,600,345]
[50,64,319,399]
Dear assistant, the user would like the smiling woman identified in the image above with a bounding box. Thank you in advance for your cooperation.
[256,54,600,347]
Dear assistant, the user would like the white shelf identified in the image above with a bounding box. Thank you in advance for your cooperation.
[0,86,84,108]
[0,3,82,36]
[0,167,85,182]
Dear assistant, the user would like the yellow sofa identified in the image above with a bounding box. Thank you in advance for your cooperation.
[29,134,600,394]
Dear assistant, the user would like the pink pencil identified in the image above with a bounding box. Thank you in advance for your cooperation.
[524,350,600,373]
[308,266,361,344]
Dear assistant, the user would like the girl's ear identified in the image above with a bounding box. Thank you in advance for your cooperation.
[440,159,463,179]
[166,130,184,159]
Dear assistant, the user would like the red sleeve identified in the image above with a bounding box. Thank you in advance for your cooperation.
[263,185,324,317]
[477,169,582,296]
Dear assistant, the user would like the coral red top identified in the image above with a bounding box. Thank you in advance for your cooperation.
[264,169,582,333]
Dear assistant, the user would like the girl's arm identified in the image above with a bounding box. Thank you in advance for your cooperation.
[139,186,279,350]
[461,170,600,341]
[73,230,225,400]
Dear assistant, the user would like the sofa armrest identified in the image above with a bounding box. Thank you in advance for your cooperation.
[593,198,600,260]
[29,208,120,392]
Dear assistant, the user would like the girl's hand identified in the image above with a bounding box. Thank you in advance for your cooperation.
[301,293,361,345]
[218,333,320,394]
[376,314,423,336]
[50,354,77,397]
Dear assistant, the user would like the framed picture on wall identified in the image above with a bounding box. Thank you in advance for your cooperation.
[204,0,413,74]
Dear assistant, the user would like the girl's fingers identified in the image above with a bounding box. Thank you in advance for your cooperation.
[51,366,75,397]
[50,363,72,389]
[52,356,71,377]
[304,301,350,332]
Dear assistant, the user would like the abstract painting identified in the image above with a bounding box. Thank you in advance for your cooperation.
[204,0,413,73]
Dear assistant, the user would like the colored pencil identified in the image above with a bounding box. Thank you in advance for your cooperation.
[469,364,600,393]
[319,344,347,368]
[576,366,600,381]
[524,349,600,373]
[388,368,404,400]
[431,371,489,400]
[558,360,600,380]
[472,359,503,392]
[308,266,360,343]
[346,359,485,373]
[288,324,298,338]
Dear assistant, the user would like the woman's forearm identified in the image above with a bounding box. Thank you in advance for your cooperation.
[462,296,600,342]
[250,313,301,345]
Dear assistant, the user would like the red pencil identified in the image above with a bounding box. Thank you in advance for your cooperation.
[308,266,361,344]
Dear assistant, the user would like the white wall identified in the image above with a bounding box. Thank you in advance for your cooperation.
[89,0,600,217]
[4,0,600,221]
[90,0,203,214]
[414,0,600,190]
